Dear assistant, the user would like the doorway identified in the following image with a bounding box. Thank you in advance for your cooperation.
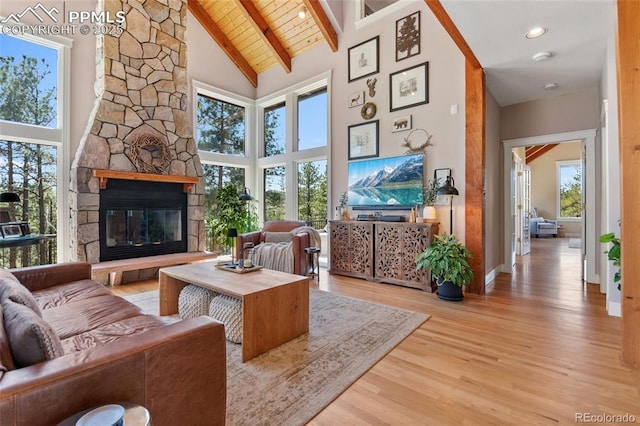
[502,129,599,285]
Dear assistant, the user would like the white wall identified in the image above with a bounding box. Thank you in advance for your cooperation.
[485,88,503,280]
[501,86,601,141]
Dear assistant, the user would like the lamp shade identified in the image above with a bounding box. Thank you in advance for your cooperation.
[239,187,253,201]
[0,192,20,203]
[226,228,238,238]
[436,177,459,197]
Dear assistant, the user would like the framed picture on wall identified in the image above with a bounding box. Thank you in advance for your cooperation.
[348,91,365,108]
[348,36,379,82]
[396,11,420,62]
[391,115,412,132]
[389,62,429,111]
[348,120,379,160]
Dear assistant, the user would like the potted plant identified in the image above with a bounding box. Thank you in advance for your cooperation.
[422,178,440,221]
[600,232,621,290]
[415,233,474,301]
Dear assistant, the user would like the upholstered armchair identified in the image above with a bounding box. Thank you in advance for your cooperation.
[236,220,312,275]
[530,217,558,237]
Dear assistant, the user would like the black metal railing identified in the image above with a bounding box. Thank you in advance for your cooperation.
[303,219,327,230]
[0,235,57,269]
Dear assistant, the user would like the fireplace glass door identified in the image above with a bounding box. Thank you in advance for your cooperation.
[106,209,182,248]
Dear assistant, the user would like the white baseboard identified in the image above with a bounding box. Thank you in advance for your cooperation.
[565,232,581,238]
[485,265,503,285]
[608,301,621,317]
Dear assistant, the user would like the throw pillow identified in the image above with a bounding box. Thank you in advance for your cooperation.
[0,303,16,372]
[0,271,42,317]
[264,231,292,244]
[3,299,64,368]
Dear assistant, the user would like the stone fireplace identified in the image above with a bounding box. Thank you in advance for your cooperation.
[70,0,205,270]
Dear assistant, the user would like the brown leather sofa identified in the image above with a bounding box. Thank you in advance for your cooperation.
[0,262,226,426]
[236,220,311,275]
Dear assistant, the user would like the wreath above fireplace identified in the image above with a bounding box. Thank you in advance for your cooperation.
[128,134,171,174]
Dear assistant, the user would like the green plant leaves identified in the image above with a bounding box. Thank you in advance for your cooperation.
[415,233,474,287]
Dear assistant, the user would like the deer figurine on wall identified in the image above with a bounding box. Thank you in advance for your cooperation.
[366,78,377,97]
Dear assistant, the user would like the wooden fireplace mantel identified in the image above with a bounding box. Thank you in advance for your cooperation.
[92,170,198,192]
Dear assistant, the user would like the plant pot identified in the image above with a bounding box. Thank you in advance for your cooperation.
[423,205,437,222]
[436,278,464,301]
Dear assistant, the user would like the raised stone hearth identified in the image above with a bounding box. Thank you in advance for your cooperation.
[70,0,204,267]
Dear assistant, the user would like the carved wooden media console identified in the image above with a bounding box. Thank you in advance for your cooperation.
[328,220,439,291]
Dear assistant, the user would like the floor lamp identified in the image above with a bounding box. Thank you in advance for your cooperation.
[239,187,253,231]
[436,176,459,234]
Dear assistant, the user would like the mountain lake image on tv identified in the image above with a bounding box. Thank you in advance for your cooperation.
[348,153,424,209]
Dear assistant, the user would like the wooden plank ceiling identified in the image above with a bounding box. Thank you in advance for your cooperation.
[188,0,338,87]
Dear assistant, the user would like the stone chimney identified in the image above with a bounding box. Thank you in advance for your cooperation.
[70,0,205,264]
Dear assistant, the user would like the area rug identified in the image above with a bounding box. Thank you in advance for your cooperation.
[125,289,429,425]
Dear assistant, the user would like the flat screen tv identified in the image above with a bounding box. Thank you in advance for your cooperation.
[348,153,424,210]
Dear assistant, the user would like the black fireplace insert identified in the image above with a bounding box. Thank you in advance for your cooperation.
[99,179,188,261]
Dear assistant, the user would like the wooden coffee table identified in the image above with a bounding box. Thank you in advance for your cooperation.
[159,262,309,362]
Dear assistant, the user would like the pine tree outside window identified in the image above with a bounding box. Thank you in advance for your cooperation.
[557,160,582,220]
[0,34,69,267]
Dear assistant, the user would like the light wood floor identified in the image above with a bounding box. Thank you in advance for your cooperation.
[112,238,640,425]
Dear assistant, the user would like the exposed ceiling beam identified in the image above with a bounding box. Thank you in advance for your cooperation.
[526,144,558,163]
[424,0,481,69]
[303,0,338,52]
[188,0,258,87]
[236,0,292,73]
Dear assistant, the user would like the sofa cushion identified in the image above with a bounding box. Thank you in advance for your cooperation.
[41,294,144,339]
[60,314,168,353]
[0,303,16,372]
[3,299,64,367]
[0,270,42,317]
[264,231,293,244]
[33,279,112,310]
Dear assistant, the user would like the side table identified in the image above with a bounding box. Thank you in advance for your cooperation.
[305,247,321,282]
[58,402,150,426]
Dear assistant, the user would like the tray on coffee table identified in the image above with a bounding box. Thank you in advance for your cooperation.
[215,263,263,273]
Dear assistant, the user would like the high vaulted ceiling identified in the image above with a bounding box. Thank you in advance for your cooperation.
[188,0,338,87]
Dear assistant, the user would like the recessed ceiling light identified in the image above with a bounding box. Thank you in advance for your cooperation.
[532,51,553,62]
[298,5,308,19]
[544,83,558,90]
[526,27,547,39]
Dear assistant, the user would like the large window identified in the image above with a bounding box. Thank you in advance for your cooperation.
[197,94,246,156]
[264,102,285,157]
[297,160,327,228]
[557,160,582,219]
[0,33,69,267]
[297,89,327,150]
[194,83,253,254]
[257,73,330,228]
[264,166,286,221]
